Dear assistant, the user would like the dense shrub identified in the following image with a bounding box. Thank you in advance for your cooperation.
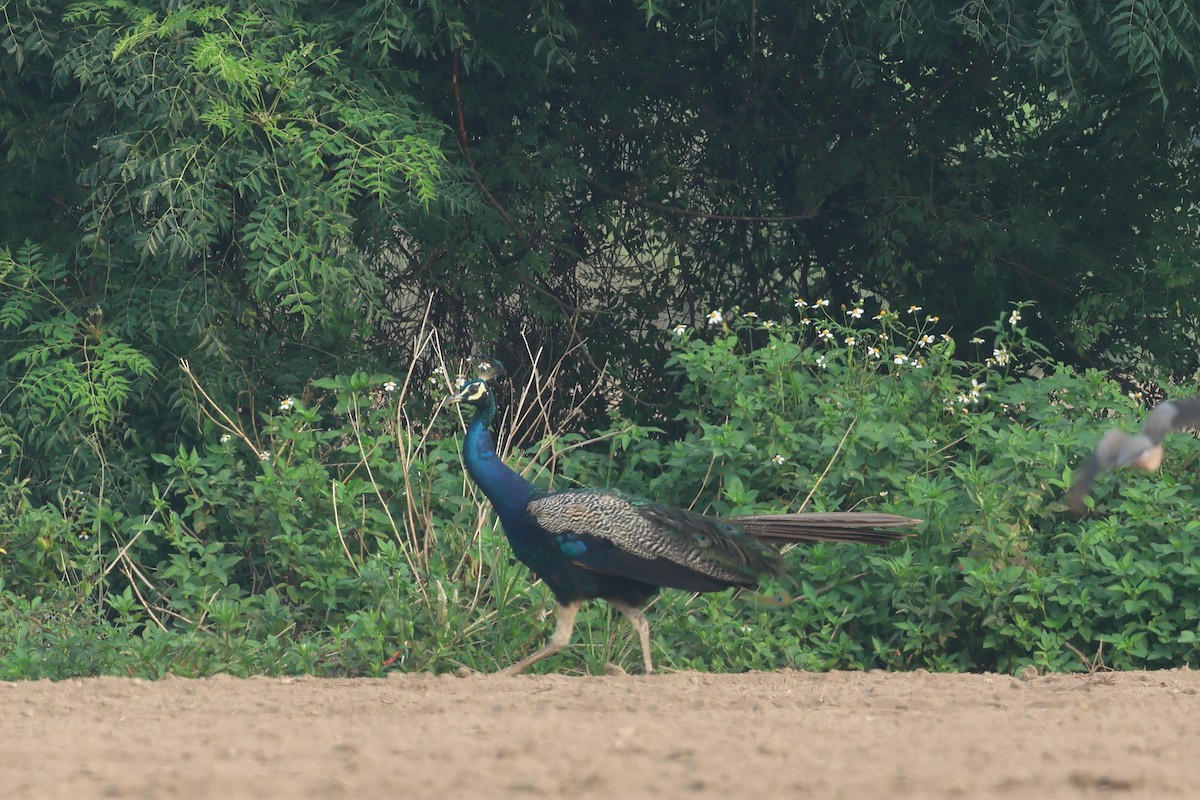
[1,302,1197,677]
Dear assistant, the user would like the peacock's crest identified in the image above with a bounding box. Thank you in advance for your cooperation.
[468,354,506,383]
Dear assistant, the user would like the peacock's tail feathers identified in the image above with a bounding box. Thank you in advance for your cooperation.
[637,502,785,578]
[732,512,919,545]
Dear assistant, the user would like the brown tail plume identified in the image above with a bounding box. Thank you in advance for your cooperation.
[732,512,919,545]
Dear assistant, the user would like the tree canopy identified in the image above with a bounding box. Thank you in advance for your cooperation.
[2,0,1200,492]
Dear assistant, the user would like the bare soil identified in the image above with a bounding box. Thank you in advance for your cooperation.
[3,668,1198,799]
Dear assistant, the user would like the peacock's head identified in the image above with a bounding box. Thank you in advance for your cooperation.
[447,356,506,407]
[448,377,492,407]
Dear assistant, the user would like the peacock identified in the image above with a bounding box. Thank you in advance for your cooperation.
[448,361,918,675]
[1065,397,1200,514]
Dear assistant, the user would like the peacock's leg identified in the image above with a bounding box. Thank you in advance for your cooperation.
[498,601,581,676]
[609,600,654,674]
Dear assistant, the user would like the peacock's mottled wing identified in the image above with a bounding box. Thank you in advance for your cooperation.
[527,490,782,591]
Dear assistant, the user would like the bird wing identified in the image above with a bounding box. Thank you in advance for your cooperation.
[1065,450,1107,515]
[1143,397,1200,443]
[527,491,781,590]
[1066,428,1136,513]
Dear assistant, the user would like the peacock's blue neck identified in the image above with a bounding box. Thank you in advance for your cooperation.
[462,396,534,525]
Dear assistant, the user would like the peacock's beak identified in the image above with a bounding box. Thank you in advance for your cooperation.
[444,384,475,408]
[446,379,488,406]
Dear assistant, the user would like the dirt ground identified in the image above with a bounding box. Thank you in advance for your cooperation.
[3,668,1199,799]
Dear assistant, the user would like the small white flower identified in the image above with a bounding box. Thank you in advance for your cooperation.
[815,298,830,308]
[798,317,812,327]
[913,359,925,369]
[849,307,864,319]
[383,381,397,393]
[278,398,295,412]
[818,328,834,341]
[970,378,986,394]
[1009,309,1022,326]
[219,434,232,444]
[873,311,887,320]
[926,315,940,324]
[844,336,857,346]
[991,347,1011,366]
[867,346,881,359]
[762,320,777,329]
[940,333,952,342]
[743,310,759,319]
[260,451,271,462]
[707,310,724,326]
[969,336,985,344]
[918,334,935,347]
[671,324,688,336]
[433,365,447,376]
[454,375,467,389]
[794,298,808,309]
[771,454,786,465]
[907,305,922,314]
[893,353,909,365]
[815,354,828,368]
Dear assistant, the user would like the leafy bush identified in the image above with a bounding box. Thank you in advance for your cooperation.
[1,301,1198,677]
[558,301,1200,673]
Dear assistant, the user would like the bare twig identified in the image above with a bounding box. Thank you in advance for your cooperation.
[1065,640,1113,678]
[103,477,175,576]
[179,359,266,460]
[330,480,361,576]
[796,417,858,511]
[118,565,168,632]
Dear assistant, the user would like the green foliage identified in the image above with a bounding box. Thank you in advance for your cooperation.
[5,2,1199,472]
[1,1,1200,678]
[1,0,457,509]
[0,243,157,488]
[0,365,539,677]
[390,0,1200,392]
[60,1,446,327]
[555,303,1200,674]
[2,308,1198,678]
